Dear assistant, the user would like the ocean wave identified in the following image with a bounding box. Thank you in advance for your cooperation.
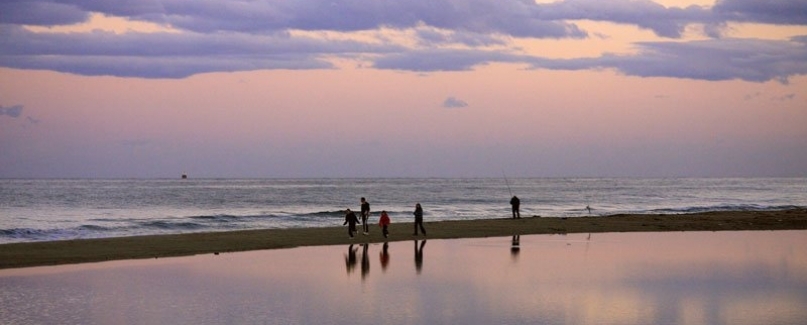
[139,220,206,230]
[78,224,113,231]
[0,228,52,239]
[188,211,347,222]
[298,210,352,218]
[0,224,116,241]
[294,210,415,219]
[190,214,242,222]
[650,204,803,214]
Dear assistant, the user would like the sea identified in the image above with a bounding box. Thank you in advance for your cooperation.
[1,178,805,244]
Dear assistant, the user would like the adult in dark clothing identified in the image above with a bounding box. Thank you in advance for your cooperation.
[360,197,371,235]
[343,209,360,238]
[413,203,426,236]
[510,196,521,219]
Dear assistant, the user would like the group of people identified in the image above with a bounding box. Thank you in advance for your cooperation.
[343,198,427,239]
[344,195,522,238]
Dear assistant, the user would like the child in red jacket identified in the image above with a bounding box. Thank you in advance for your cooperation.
[379,210,391,238]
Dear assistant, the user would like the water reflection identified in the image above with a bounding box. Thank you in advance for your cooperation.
[414,239,426,274]
[380,242,389,272]
[360,243,369,281]
[510,235,520,261]
[2,231,806,325]
[344,244,358,274]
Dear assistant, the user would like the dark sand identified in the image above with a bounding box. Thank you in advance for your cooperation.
[2,209,806,269]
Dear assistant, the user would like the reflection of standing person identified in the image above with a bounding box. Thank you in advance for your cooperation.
[379,210,391,238]
[360,243,370,280]
[414,239,426,274]
[360,197,371,235]
[380,242,390,272]
[413,203,426,236]
[344,209,360,238]
[511,235,521,259]
[345,244,358,274]
[510,196,521,219]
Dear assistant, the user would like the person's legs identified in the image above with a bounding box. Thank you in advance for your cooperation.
[362,215,369,233]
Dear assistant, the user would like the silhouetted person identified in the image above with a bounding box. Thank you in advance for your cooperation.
[345,244,358,274]
[361,243,370,281]
[510,196,521,219]
[380,242,390,272]
[379,210,390,238]
[414,239,426,274]
[344,208,360,238]
[360,197,371,235]
[586,205,592,215]
[413,203,426,236]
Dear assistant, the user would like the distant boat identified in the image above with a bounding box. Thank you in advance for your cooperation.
[181,174,187,179]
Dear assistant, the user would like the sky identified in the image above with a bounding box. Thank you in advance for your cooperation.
[1,0,806,178]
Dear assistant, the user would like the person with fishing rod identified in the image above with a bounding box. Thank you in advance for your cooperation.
[503,172,521,219]
[510,195,521,219]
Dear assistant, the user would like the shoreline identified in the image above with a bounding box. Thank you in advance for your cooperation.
[2,208,806,269]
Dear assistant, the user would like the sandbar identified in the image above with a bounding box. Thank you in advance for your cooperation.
[1,209,805,269]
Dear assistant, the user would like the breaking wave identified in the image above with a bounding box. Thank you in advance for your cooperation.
[649,204,803,214]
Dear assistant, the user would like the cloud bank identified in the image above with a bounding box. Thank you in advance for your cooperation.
[443,97,469,108]
[1,0,805,81]
[0,105,24,118]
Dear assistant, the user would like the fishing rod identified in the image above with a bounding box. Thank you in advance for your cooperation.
[502,169,513,197]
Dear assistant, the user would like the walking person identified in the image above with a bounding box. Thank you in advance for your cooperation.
[379,210,391,238]
[360,197,371,235]
[413,203,426,236]
[510,195,521,219]
[343,208,360,238]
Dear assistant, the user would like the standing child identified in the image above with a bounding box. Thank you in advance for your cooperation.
[379,210,391,238]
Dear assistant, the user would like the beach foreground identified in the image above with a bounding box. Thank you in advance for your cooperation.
[2,209,806,269]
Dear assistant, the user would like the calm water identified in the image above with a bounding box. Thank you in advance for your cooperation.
[1,178,805,243]
[1,231,805,325]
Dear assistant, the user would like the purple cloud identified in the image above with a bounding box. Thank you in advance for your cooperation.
[713,0,807,25]
[0,105,24,118]
[443,97,469,108]
[529,37,807,83]
[0,0,804,81]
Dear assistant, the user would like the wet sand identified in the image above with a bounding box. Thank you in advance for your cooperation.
[2,208,806,269]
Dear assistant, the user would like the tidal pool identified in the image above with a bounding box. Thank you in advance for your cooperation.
[1,231,806,325]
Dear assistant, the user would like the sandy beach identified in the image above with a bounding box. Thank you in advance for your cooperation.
[2,208,806,269]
